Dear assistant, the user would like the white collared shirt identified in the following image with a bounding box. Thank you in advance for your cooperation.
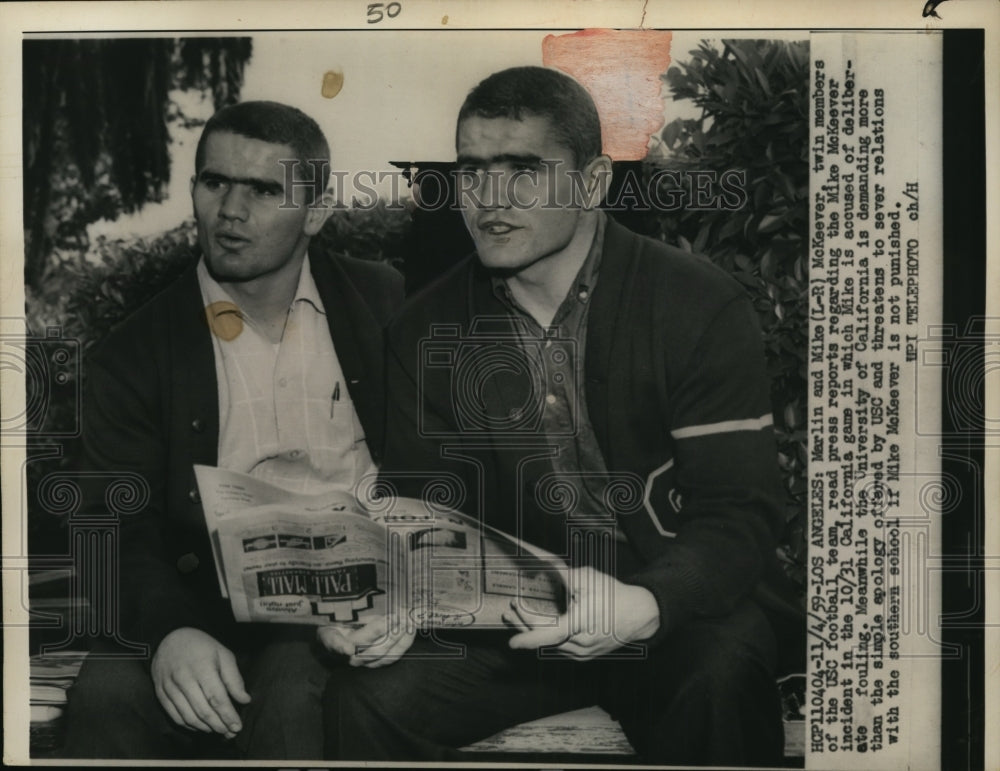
[197,255,376,496]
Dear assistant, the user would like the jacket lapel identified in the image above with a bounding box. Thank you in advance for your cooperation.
[588,221,679,563]
[169,257,219,467]
[585,217,641,469]
[309,252,387,460]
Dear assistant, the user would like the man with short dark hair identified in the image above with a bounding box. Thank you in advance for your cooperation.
[320,67,785,766]
[64,100,403,759]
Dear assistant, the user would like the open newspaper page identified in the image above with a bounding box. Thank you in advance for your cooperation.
[194,464,362,599]
[194,465,566,628]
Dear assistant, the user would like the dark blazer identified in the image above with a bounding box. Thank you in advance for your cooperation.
[383,217,785,647]
[79,249,404,652]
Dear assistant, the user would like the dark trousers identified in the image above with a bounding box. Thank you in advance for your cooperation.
[62,626,332,759]
[323,599,785,766]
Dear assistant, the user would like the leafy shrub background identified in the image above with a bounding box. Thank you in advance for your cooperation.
[649,38,809,593]
[312,200,411,273]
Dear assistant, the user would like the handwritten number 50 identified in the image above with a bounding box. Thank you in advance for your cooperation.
[367,2,402,23]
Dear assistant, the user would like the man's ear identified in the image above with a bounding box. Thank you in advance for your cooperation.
[581,154,613,209]
[303,188,334,236]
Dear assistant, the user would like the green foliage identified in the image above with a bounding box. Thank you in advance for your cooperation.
[650,39,810,591]
[312,201,413,273]
[28,222,199,362]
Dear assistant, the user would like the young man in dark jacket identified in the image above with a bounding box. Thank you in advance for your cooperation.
[320,67,785,766]
[64,100,403,759]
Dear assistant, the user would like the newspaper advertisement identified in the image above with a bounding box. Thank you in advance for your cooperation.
[1,1,996,768]
[195,465,565,628]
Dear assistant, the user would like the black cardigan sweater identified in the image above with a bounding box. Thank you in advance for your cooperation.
[383,217,785,647]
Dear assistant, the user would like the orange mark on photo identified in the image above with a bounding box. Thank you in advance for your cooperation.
[542,29,672,161]
[322,70,344,99]
[205,301,243,341]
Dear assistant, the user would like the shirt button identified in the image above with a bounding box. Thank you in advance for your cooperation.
[188,488,201,504]
[278,378,288,388]
[289,449,302,459]
[191,418,205,433]
[545,394,557,405]
[176,553,200,574]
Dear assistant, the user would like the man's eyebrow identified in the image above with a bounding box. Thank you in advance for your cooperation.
[198,170,285,193]
[456,153,546,167]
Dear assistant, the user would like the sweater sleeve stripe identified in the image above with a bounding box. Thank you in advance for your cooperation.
[671,413,773,439]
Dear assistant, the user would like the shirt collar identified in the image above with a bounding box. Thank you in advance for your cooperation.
[292,254,325,315]
[491,209,606,318]
[197,252,325,322]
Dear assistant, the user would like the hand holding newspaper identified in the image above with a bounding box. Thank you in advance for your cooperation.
[194,465,567,630]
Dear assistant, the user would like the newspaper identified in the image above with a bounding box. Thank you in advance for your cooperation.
[194,465,566,628]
